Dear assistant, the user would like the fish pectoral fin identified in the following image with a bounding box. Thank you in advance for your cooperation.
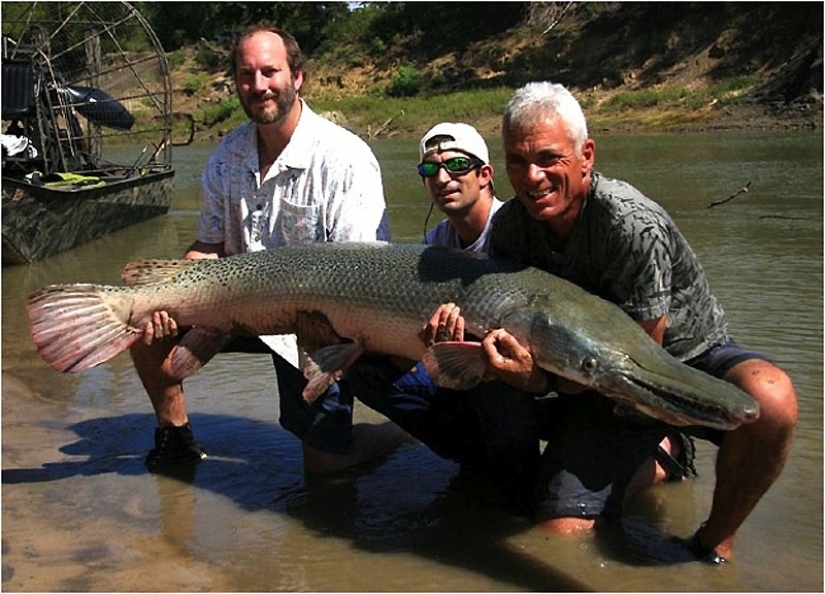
[168,328,233,379]
[301,342,365,404]
[423,342,486,390]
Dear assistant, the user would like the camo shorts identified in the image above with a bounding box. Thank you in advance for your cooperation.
[534,338,769,520]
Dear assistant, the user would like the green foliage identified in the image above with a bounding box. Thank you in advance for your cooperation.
[313,4,384,64]
[195,43,224,72]
[388,64,422,97]
[603,77,760,114]
[605,89,675,110]
[183,73,209,96]
[117,30,152,52]
[138,3,810,136]
[140,1,351,53]
[0,2,31,30]
[166,50,186,71]
[363,2,525,58]
[369,37,386,56]
[201,95,241,126]
[707,76,760,96]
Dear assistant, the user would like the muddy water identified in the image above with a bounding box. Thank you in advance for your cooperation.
[2,132,821,591]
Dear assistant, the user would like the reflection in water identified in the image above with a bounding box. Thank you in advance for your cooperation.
[2,132,822,592]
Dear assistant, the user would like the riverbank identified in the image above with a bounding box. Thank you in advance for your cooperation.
[167,2,822,143]
[179,83,822,146]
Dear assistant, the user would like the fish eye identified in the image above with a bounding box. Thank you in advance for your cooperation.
[582,357,597,373]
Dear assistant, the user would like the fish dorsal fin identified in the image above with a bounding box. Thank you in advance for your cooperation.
[121,259,199,286]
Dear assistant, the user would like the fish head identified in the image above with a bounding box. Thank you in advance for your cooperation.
[501,297,760,430]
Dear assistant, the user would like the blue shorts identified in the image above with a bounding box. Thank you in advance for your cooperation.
[534,338,769,520]
[685,337,771,379]
[223,337,355,454]
[682,338,771,446]
[347,357,539,506]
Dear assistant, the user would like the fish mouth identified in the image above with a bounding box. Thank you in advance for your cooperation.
[600,361,761,430]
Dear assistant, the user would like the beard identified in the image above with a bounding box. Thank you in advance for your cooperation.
[240,81,297,126]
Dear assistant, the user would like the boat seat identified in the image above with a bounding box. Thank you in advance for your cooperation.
[2,61,36,120]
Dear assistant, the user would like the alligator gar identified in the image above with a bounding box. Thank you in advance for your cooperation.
[26,242,759,430]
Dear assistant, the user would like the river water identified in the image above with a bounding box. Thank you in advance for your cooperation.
[2,131,822,592]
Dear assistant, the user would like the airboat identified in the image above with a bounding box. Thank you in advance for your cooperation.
[1,1,190,265]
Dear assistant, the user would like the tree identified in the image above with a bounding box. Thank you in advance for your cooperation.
[138,1,350,53]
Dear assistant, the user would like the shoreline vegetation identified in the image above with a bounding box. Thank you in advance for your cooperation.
[176,81,822,146]
[163,3,822,144]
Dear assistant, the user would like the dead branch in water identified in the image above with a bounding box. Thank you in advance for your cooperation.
[367,111,403,140]
[707,181,752,209]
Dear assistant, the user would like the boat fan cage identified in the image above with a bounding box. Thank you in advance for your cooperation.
[1,1,177,180]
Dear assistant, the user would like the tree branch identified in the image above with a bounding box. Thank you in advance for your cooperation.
[706,181,752,209]
[541,1,574,35]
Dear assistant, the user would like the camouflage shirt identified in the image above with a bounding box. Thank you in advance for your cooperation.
[489,171,729,361]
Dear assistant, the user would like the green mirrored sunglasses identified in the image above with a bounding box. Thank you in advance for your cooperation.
[417,156,482,178]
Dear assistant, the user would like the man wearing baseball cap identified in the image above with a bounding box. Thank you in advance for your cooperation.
[349,123,540,511]
[417,122,502,252]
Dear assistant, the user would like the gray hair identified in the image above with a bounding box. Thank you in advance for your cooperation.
[502,82,589,155]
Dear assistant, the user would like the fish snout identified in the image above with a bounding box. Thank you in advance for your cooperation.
[740,401,761,425]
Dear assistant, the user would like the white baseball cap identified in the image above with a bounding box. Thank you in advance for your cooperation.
[418,122,490,164]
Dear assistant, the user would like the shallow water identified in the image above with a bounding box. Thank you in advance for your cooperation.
[2,131,822,592]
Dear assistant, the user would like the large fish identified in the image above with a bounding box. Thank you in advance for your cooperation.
[26,242,759,430]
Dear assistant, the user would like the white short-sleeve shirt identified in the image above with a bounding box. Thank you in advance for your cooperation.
[197,100,390,254]
[195,101,391,365]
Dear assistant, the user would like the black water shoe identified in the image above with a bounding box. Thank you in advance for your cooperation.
[680,525,728,565]
[145,422,207,471]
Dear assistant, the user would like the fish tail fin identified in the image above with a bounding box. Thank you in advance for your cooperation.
[26,284,142,373]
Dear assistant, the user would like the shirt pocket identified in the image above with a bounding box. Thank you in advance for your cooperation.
[277,199,324,244]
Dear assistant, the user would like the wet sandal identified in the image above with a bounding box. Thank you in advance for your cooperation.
[656,432,697,482]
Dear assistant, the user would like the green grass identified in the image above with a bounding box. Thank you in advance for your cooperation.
[201,95,242,126]
[183,76,762,138]
[602,77,760,113]
[310,87,512,132]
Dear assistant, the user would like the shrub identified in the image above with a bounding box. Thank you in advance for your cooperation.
[183,74,208,96]
[369,36,386,55]
[388,64,421,97]
[195,43,224,71]
[201,95,240,125]
[166,50,186,71]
